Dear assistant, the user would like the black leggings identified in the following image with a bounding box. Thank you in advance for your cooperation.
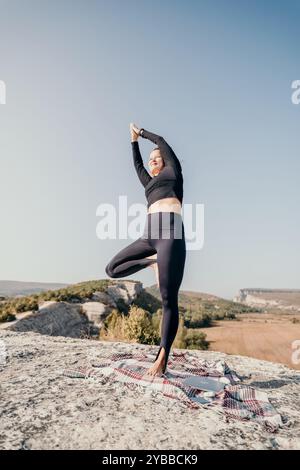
[105,212,186,373]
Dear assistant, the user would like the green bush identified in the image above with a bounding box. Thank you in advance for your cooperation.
[173,315,188,349]
[38,279,110,303]
[15,298,39,313]
[185,311,213,328]
[0,296,38,321]
[100,306,159,345]
[123,306,159,344]
[100,309,126,341]
[223,311,236,320]
[184,330,209,350]
[151,308,163,332]
[0,304,16,322]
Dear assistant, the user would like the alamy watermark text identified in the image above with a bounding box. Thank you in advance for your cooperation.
[0,80,6,104]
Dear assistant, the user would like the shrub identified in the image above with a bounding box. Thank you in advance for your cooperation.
[186,311,213,328]
[173,315,188,349]
[100,306,159,345]
[223,311,236,320]
[15,298,39,313]
[151,308,163,332]
[38,280,110,303]
[123,306,159,344]
[0,304,16,322]
[184,330,209,350]
[100,309,126,341]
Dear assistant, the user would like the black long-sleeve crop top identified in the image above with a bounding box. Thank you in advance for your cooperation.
[131,129,183,209]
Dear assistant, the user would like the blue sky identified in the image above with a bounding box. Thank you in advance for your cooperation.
[0,0,299,299]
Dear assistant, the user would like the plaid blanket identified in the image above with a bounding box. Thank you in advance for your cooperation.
[62,347,283,433]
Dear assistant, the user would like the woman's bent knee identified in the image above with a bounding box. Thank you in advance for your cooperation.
[105,263,116,278]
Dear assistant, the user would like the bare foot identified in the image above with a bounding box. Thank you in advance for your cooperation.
[146,254,159,289]
[145,347,166,377]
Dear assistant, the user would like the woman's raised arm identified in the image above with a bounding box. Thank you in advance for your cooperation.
[131,141,152,188]
[139,128,182,174]
[129,123,151,187]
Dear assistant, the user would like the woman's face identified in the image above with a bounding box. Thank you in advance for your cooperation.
[148,149,164,176]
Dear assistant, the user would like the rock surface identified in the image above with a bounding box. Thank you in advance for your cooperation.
[81,302,111,327]
[5,302,89,338]
[0,330,299,450]
[106,281,143,304]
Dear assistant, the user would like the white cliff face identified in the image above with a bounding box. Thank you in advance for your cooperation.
[234,289,300,311]
[0,330,299,450]
[244,295,278,307]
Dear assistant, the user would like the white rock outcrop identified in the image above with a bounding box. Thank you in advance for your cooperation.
[107,281,143,304]
[81,302,111,327]
[233,288,300,312]
[6,301,89,338]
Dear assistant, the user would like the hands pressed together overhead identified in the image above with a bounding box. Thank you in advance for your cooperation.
[130,122,142,142]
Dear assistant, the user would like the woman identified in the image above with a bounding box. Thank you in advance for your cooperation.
[105,123,186,377]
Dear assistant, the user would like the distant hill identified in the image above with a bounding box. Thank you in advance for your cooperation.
[233,288,300,312]
[146,284,220,301]
[145,284,258,318]
[0,280,70,298]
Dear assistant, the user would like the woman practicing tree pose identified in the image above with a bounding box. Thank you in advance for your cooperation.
[105,123,186,377]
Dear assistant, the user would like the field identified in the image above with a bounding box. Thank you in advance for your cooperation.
[201,312,300,370]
